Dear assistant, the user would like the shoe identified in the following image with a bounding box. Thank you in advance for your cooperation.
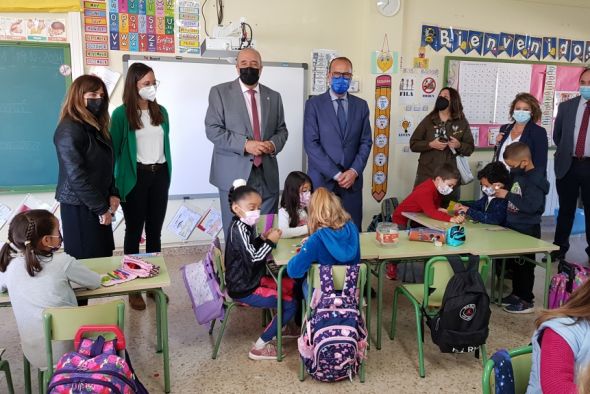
[542,250,565,263]
[248,342,278,360]
[129,293,146,311]
[386,264,397,280]
[147,291,170,303]
[501,294,520,307]
[503,300,534,314]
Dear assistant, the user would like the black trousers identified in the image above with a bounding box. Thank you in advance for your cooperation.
[61,202,114,259]
[508,222,541,303]
[554,159,590,257]
[121,163,170,254]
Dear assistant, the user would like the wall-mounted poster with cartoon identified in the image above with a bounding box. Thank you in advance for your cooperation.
[371,34,399,74]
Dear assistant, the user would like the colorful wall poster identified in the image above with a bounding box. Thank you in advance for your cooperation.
[177,0,200,54]
[109,0,175,53]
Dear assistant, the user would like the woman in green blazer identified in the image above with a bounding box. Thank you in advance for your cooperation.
[110,62,172,310]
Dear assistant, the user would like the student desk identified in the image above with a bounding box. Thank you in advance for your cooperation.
[0,255,172,393]
[402,211,499,230]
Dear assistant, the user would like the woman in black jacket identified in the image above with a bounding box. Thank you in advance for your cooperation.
[54,75,119,258]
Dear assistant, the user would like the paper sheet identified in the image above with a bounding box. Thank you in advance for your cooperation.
[495,63,532,123]
[89,66,121,96]
[111,206,125,232]
[458,62,497,123]
[168,205,202,240]
[197,208,223,238]
[311,49,337,95]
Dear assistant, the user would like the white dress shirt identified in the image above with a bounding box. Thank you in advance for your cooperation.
[136,110,166,164]
[499,133,521,170]
[572,96,590,157]
[239,79,263,134]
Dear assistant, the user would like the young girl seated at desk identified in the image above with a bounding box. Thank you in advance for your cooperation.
[224,179,297,361]
[286,187,360,293]
[0,210,101,368]
[278,171,312,238]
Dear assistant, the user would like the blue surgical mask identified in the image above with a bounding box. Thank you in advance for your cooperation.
[580,86,590,100]
[331,76,350,95]
[513,110,531,124]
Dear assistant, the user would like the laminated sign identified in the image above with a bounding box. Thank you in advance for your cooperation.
[371,74,392,202]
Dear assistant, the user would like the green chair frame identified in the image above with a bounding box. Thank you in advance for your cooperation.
[389,255,491,378]
[208,244,270,359]
[23,299,125,394]
[298,263,368,383]
[482,345,533,394]
[0,348,14,394]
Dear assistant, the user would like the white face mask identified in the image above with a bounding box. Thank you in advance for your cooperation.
[482,186,496,197]
[139,85,157,102]
[299,191,311,207]
[436,182,453,196]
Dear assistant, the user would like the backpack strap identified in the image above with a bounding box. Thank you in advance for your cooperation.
[319,265,335,294]
[446,255,466,274]
[467,255,480,273]
[342,264,360,297]
[490,349,516,394]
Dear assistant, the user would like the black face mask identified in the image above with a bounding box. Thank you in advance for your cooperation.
[510,167,525,177]
[435,96,450,111]
[86,98,104,117]
[239,67,260,86]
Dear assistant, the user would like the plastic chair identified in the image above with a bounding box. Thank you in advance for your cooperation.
[298,263,368,383]
[482,345,533,394]
[389,255,491,378]
[23,300,125,394]
[0,348,15,394]
[208,241,270,359]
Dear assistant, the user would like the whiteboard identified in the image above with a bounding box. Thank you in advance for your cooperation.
[124,55,308,197]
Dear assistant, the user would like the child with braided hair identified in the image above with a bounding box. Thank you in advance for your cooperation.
[0,209,101,368]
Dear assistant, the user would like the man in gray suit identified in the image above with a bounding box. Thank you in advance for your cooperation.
[553,67,590,261]
[205,48,288,237]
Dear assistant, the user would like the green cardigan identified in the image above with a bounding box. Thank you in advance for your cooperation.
[110,105,172,201]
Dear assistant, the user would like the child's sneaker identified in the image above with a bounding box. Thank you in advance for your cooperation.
[503,300,534,314]
[386,263,397,280]
[500,293,520,307]
[248,342,278,360]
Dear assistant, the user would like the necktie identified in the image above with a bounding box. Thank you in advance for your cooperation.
[575,101,590,158]
[248,89,262,167]
[337,98,347,134]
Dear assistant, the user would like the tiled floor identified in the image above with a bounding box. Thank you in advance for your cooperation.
[0,223,587,393]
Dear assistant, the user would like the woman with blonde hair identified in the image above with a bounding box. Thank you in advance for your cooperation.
[54,74,118,260]
[286,187,359,280]
[527,279,590,393]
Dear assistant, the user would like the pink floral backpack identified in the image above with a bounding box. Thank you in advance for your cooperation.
[48,325,147,394]
[548,261,590,309]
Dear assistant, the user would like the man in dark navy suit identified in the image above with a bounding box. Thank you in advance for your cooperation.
[303,57,372,230]
[553,67,590,261]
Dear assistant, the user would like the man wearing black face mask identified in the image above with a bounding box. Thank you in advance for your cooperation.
[205,48,289,238]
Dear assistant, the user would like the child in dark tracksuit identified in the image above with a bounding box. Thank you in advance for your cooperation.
[496,142,549,314]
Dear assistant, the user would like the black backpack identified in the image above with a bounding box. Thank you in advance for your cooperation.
[366,197,398,232]
[424,255,491,354]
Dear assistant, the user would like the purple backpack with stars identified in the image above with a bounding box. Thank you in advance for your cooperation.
[298,264,367,382]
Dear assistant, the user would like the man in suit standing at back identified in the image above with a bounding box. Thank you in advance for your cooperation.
[205,48,288,237]
[304,57,372,230]
[553,67,590,262]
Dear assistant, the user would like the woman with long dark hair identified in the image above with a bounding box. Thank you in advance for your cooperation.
[54,75,118,259]
[410,87,474,204]
[111,62,171,310]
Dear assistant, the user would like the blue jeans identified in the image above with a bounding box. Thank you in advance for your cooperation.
[236,289,297,342]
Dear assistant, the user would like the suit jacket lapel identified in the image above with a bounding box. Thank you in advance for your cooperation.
[322,92,344,140]
[232,79,253,137]
[568,96,581,139]
[344,95,354,140]
[260,84,270,139]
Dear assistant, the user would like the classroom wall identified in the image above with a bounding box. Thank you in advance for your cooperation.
[1,0,590,248]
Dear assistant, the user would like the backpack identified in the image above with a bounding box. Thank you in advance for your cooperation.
[298,265,368,382]
[181,238,225,325]
[48,326,148,394]
[548,260,590,309]
[424,255,491,353]
[366,197,398,232]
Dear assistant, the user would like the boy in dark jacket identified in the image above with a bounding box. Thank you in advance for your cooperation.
[496,142,549,314]
[455,162,510,225]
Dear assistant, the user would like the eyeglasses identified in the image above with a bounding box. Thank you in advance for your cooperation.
[139,80,160,88]
[332,72,352,80]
